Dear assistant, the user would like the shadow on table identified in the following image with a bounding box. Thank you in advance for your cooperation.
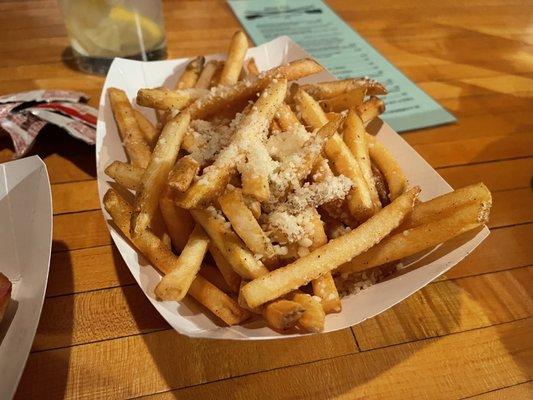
[0,125,96,180]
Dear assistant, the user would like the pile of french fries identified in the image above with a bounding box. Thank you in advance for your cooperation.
[103,31,492,334]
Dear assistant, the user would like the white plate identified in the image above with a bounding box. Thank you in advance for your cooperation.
[96,36,489,340]
[0,156,52,398]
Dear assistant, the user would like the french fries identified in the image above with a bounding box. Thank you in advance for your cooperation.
[366,133,407,200]
[154,224,210,301]
[136,88,208,110]
[168,155,199,192]
[104,32,492,333]
[242,188,420,308]
[293,293,325,333]
[175,79,287,208]
[133,110,159,147]
[131,112,191,236]
[219,31,248,86]
[104,161,143,191]
[263,300,305,331]
[301,78,387,100]
[108,88,151,168]
[219,188,273,257]
[338,188,492,275]
[177,56,205,89]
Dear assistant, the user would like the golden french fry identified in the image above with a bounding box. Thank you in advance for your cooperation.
[343,111,381,210]
[338,195,491,276]
[240,138,273,201]
[195,60,221,89]
[104,189,178,275]
[159,187,195,252]
[366,133,407,200]
[131,112,191,236]
[175,79,287,209]
[263,300,305,331]
[209,244,241,294]
[136,88,208,110]
[186,59,323,120]
[357,96,385,124]
[104,161,143,191]
[246,58,260,76]
[307,209,341,313]
[154,224,210,301]
[108,88,151,168]
[301,78,387,100]
[293,293,325,333]
[242,188,420,308]
[312,272,341,313]
[403,183,491,229]
[168,155,200,192]
[275,102,301,130]
[190,209,269,279]
[320,87,366,113]
[219,31,248,86]
[219,188,273,257]
[188,274,250,325]
[133,110,159,147]
[176,56,205,89]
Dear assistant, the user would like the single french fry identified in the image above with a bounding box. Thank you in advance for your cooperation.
[209,244,241,293]
[293,293,325,333]
[312,272,341,314]
[176,56,205,89]
[188,275,250,325]
[263,300,305,331]
[186,58,323,120]
[131,112,191,236]
[159,187,195,252]
[190,209,269,279]
[338,196,491,276]
[154,224,210,301]
[104,189,178,275]
[320,87,366,113]
[105,161,143,191]
[301,78,387,100]
[241,187,420,308]
[275,102,301,131]
[175,79,287,209]
[108,88,151,168]
[136,88,208,110]
[357,96,386,124]
[240,139,273,201]
[219,188,273,257]
[295,89,375,221]
[219,31,248,86]
[133,110,159,147]
[343,111,381,210]
[403,183,492,229]
[246,58,260,76]
[308,209,342,314]
[195,60,221,89]
[168,155,200,192]
[366,133,407,200]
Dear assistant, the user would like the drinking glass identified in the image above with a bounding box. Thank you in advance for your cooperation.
[58,0,167,74]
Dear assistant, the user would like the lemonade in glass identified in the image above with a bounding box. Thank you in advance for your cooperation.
[58,0,167,74]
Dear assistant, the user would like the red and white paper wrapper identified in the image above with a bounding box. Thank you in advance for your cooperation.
[0,90,96,158]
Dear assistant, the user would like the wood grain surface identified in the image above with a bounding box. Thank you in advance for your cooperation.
[0,1,531,399]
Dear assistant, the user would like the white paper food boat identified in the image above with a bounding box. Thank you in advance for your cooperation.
[96,37,489,340]
[0,156,53,397]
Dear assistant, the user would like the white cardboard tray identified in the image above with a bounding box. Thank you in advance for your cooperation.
[0,156,53,398]
[96,36,489,340]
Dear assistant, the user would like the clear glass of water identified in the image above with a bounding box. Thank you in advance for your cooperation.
[58,0,167,75]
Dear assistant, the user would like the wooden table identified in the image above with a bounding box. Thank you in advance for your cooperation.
[1,1,531,398]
